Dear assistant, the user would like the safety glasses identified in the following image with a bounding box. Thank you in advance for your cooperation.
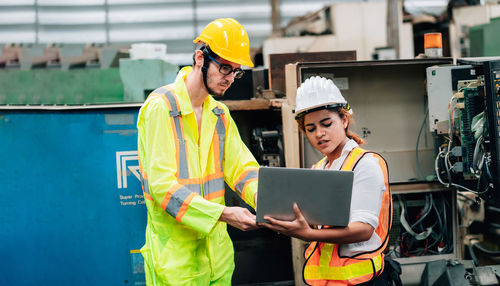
[207,54,245,79]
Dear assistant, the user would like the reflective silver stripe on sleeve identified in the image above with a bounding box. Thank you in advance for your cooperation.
[164,90,189,179]
[166,187,192,218]
[212,107,226,172]
[140,172,150,195]
[235,170,258,194]
[142,177,199,197]
[203,177,225,197]
[184,183,201,194]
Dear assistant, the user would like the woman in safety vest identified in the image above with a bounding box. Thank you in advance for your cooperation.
[261,76,395,286]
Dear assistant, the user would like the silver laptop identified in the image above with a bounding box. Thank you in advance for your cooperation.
[256,167,354,226]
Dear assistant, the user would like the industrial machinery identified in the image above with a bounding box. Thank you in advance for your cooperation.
[428,59,500,204]
[469,17,500,57]
[0,44,180,105]
[425,59,500,285]
[0,44,125,105]
[251,127,285,167]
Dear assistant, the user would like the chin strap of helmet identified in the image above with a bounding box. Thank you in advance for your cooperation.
[200,46,212,92]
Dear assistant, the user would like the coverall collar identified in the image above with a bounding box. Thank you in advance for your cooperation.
[174,66,219,116]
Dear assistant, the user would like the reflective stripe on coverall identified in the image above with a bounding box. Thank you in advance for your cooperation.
[304,148,392,286]
[137,66,259,285]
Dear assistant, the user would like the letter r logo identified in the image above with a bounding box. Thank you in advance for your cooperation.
[116,151,140,189]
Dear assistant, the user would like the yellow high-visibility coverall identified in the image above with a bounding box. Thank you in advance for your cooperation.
[137,66,259,285]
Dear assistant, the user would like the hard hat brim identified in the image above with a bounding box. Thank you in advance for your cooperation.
[294,103,349,120]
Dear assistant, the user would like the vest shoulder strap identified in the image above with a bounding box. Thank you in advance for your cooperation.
[340,149,392,260]
[162,85,181,118]
[312,157,327,169]
[212,102,227,173]
[340,147,367,171]
[212,102,228,131]
[313,146,370,171]
[150,85,189,179]
[147,84,181,117]
[364,151,388,169]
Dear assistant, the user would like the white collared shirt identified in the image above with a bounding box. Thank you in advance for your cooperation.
[318,139,386,256]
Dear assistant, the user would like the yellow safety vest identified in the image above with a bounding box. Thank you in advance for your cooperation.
[137,66,259,285]
[304,147,392,286]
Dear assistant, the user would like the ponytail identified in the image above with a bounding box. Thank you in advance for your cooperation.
[347,129,365,145]
[339,108,365,145]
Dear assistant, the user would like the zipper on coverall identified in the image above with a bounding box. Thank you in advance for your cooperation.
[198,143,216,278]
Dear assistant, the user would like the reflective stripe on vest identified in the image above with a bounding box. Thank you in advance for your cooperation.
[163,87,190,179]
[304,147,391,286]
[139,86,229,221]
[304,253,383,281]
[199,104,227,200]
[213,106,226,172]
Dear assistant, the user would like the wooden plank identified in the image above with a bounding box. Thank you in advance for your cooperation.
[220,98,281,111]
[281,102,300,168]
[291,237,308,286]
[282,63,301,168]
[282,62,307,286]
[269,51,356,94]
[390,182,446,194]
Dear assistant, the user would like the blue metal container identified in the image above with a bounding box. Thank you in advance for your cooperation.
[0,105,146,285]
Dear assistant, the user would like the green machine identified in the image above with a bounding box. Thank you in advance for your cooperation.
[0,68,124,105]
[0,45,178,105]
[119,59,178,102]
[469,17,500,57]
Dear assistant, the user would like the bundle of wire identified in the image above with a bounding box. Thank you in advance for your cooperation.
[395,193,453,257]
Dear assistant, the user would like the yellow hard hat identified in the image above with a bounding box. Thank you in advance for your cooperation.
[194,18,254,67]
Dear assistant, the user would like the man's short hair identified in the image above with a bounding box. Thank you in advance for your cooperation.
[192,44,219,66]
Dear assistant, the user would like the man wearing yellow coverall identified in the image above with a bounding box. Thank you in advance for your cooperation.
[137,18,260,285]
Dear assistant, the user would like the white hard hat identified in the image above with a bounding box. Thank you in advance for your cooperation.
[294,76,351,119]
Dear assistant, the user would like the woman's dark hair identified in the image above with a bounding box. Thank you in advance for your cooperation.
[296,107,365,145]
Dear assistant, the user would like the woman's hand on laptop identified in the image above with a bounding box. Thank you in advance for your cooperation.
[219,206,260,231]
[261,203,312,241]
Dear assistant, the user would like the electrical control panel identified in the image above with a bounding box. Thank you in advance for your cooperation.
[427,65,476,132]
[431,59,500,206]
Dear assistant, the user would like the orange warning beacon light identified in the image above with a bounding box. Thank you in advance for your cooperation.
[424,32,443,57]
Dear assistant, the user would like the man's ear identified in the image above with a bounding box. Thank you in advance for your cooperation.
[194,50,204,68]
